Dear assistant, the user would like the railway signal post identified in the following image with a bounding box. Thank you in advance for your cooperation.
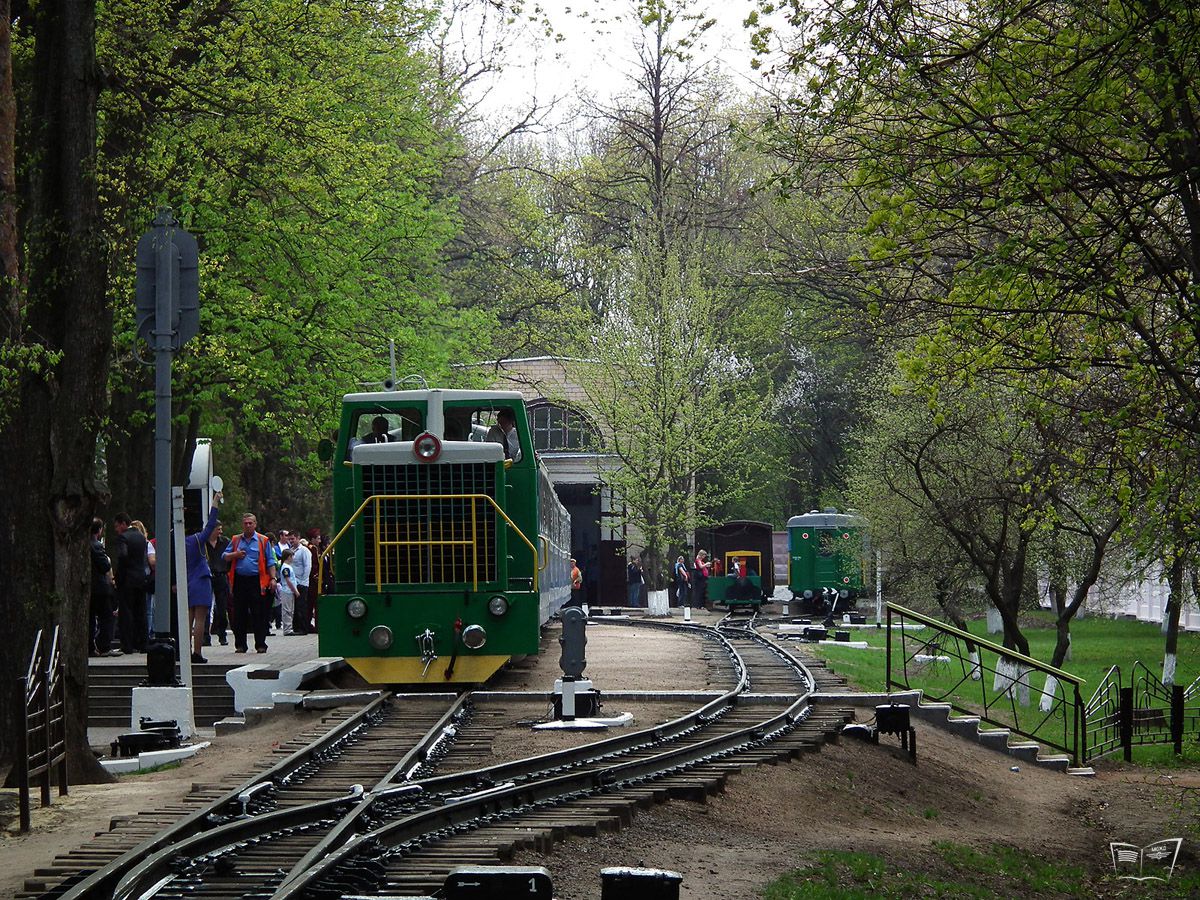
[134,208,199,695]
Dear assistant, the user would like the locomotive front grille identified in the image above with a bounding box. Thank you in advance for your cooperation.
[361,463,498,587]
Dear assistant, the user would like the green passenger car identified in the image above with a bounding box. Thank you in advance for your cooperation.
[317,388,571,684]
[787,509,868,615]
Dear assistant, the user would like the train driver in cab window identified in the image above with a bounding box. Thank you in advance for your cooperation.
[361,415,394,444]
[486,407,523,462]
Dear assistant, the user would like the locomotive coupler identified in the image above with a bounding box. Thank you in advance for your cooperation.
[417,628,438,678]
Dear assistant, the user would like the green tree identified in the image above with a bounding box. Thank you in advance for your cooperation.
[761,0,1199,658]
[0,0,111,779]
[571,237,772,590]
[96,0,464,520]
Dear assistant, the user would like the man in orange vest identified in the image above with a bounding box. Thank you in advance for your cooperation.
[223,512,278,653]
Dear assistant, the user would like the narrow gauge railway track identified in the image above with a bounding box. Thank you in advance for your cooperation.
[50,693,464,900]
[53,617,853,899]
[253,620,845,899]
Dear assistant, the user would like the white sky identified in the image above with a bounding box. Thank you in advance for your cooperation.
[454,0,785,134]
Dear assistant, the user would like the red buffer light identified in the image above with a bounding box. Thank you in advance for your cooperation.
[413,432,441,462]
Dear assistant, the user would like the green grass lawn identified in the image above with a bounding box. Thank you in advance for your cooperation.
[762,845,1200,898]
[802,609,1200,764]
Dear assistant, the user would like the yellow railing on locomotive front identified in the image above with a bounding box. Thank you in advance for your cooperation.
[317,493,540,593]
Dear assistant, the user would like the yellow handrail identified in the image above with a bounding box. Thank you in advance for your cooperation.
[317,493,540,594]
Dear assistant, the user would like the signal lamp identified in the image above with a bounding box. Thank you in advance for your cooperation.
[412,432,441,462]
[487,595,509,617]
[346,597,368,619]
[368,625,394,650]
[461,624,487,649]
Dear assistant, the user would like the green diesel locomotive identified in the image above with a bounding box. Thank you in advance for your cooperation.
[317,388,571,684]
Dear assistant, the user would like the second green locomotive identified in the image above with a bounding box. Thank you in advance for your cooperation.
[787,509,868,616]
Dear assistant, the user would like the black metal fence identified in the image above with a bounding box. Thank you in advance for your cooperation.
[886,604,1200,765]
[15,626,68,832]
[1086,662,1199,762]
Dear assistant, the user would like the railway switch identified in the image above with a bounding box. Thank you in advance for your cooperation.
[444,865,553,899]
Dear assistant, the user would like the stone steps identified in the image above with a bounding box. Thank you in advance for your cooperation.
[87,664,236,728]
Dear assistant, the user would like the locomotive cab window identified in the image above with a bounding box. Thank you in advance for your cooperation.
[345,408,422,458]
[819,533,836,557]
[450,403,527,463]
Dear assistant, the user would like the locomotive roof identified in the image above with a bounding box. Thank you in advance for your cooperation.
[787,509,866,529]
[342,388,527,404]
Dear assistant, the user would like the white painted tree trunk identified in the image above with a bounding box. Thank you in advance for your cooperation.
[1015,662,1031,707]
[1040,674,1059,713]
[1163,652,1177,687]
[968,650,981,681]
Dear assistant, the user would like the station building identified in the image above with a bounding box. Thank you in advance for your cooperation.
[477,357,628,606]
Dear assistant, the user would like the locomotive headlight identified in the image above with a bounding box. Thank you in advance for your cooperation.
[802,589,814,600]
[346,597,368,619]
[368,625,394,650]
[412,432,441,462]
[487,595,509,617]
[461,624,487,650]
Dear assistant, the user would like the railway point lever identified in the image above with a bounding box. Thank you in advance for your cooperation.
[536,607,633,732]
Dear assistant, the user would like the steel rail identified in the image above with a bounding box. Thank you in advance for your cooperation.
[58,692,396,899]
[85,619,811,899]
[86,624,734,900]
[277,692,474,886]
[271,621,814,898]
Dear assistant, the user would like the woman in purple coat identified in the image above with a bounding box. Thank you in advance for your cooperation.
[185,493,222,663]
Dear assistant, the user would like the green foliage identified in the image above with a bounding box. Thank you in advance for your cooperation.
[764,845,1086,898]
[760,0,1200,605]
[570,234,774,585]
[0,342,61,431]
[95,0,469,506]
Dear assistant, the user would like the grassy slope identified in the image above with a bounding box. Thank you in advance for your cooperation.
[806,611,1200,765]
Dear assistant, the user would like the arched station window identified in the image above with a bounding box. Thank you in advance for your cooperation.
[528,402,594,452]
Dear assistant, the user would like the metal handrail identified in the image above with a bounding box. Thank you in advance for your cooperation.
[318,493,540,593]
[886,603,1085,765]
[886,603,1082,684]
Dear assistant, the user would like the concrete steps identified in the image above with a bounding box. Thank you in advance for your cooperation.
[87,664,236,728]
[814,689,1094,775]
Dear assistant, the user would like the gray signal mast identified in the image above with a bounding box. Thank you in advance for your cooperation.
[134,208,199,684]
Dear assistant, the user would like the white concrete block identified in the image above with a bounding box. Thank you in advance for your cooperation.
[131,686,196,739]
[225,657,343,712]
[100,741,210,775]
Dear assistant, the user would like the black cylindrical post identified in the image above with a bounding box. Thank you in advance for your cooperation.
[17,675,30,833]
[1171,684,1184,756]
[1119,686,1133,762]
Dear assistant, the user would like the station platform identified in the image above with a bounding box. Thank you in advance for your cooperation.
[88,629,323,672]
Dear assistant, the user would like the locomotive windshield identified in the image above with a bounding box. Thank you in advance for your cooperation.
[344,407,422,458]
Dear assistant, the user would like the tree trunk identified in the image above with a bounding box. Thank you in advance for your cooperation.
[0,0,111,782]
[0,0,18,324]
[1162,553,1186,686]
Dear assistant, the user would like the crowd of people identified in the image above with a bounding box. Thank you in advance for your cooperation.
[88,496,332,664]
[621,548,739,609]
